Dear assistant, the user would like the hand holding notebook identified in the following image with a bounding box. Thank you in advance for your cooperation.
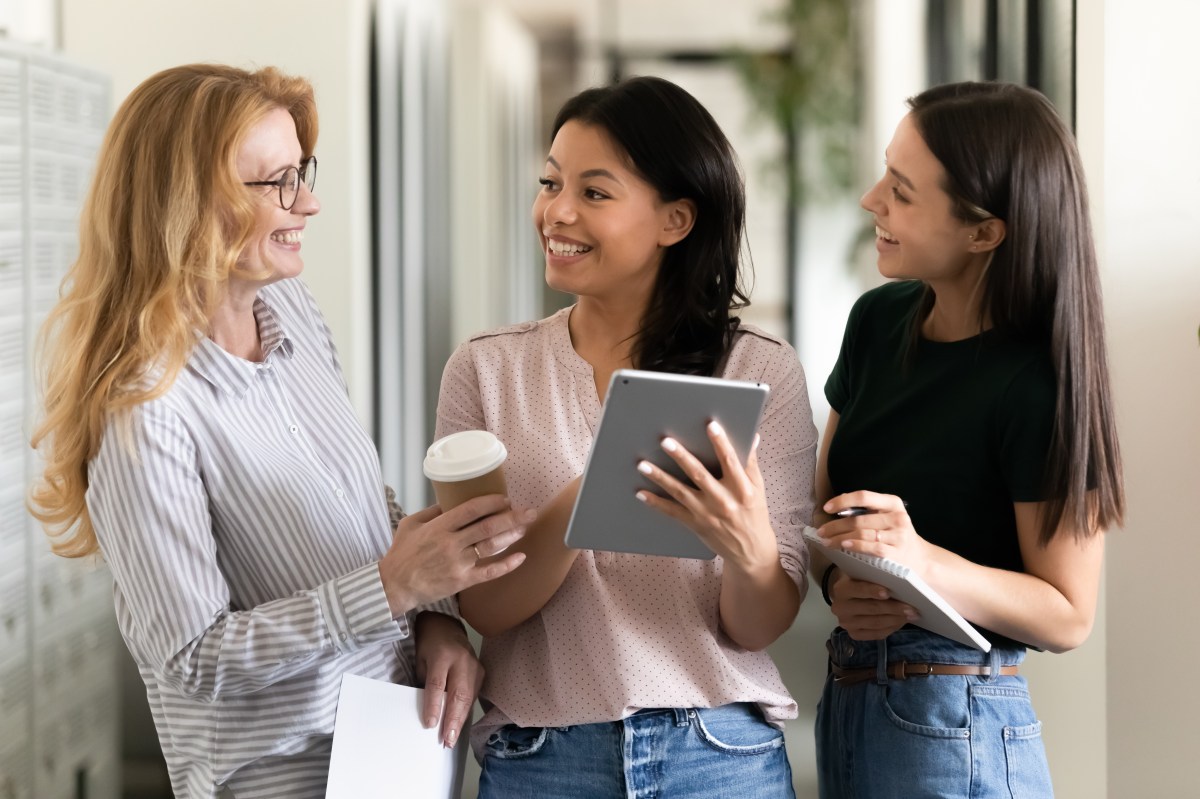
[805,519,991,652]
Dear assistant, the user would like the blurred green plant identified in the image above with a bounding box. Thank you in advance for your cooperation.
[729,0,860,204]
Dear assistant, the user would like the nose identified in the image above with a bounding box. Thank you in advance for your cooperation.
[293,181,320,216]
[541,190,576,227]
[860,177,884,215]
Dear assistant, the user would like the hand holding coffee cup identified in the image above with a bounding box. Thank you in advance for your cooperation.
[423,430,508,511]
[378,431,528,620]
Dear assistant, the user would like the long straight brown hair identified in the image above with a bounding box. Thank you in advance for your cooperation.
[908,81,1124,545]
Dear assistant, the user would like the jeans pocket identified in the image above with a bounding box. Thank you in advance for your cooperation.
[1003,720,1053,797]
[691,705,785,755]
[484,724,550,761]
[968,684,1054,798]
[879,680,971,738]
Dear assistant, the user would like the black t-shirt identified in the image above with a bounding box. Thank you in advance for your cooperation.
[826,280,1055,596]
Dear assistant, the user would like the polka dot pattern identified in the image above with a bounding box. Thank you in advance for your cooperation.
[434,306,818,740]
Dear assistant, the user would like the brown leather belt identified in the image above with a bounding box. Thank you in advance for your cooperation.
[831,661,1018,686]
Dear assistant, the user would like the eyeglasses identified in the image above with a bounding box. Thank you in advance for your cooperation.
[243,156,317,211]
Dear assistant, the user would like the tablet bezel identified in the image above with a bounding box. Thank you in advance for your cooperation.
[563,368,769,559]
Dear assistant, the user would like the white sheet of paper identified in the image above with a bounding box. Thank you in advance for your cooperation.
[325,673,468,799]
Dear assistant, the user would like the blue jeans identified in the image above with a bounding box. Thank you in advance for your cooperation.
[478,703,796,798]
[815,628,1053,799]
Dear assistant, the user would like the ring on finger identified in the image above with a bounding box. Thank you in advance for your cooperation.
[472,544,482,560]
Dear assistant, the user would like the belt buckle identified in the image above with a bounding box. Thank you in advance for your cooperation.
[891,661,934,680]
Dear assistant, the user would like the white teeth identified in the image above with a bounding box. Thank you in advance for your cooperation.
[876,226,898,244]
[270,230,303,245]
[547,239,592,256]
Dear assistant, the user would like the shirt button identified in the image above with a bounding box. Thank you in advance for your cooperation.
[339,632,348,642]
[335,488,345,498]
[289,424,299,434]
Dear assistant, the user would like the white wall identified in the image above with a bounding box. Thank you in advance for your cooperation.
[0,0,55,46]
[58,0,376,428]
[448,0,541,348]
[1078,2,1200,795]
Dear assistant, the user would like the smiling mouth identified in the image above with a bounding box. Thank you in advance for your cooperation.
[546,239,592,256]
[270,230,303,245]
[875,226,898,244]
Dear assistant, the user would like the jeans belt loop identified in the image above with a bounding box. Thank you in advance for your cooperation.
[875,637,888,685]
[987,642,1002,682]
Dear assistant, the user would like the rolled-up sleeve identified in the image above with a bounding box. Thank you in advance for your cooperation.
[730,334,818,592]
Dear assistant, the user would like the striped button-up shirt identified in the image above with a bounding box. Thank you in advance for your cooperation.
[87,278,453,799]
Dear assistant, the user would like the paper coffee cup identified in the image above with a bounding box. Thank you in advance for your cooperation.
[422,430,508,510]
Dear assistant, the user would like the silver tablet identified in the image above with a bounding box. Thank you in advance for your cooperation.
[564,368,769,559]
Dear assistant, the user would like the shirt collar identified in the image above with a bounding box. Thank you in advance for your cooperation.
[189,295,296,398]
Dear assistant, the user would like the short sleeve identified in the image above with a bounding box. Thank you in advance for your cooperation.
[435,341,487,440]
[724,330,818,592]
[824,295,865,413]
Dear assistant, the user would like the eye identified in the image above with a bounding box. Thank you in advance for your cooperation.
[538,176,559,191]
[890,185,909,204]
[583,188,609,201]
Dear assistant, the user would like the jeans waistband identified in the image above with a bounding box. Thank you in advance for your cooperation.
[629,707,691,725]
[826,628,1025,672]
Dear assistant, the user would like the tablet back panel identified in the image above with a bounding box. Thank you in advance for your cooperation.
[564,369,769,559]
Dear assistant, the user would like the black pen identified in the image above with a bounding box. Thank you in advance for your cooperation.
[835,502,908,518]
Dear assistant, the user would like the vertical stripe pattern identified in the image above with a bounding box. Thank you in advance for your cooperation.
[86,278,456,799]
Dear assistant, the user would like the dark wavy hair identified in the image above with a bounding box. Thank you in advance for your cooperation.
[907,81,1124,544]
[551,76,749,377]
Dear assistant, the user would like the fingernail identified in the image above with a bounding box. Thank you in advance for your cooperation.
[523,508,537,522]
[636,491,649,503]
[446,728,458,746]
[424,716,436,728]
[637,460,653,475]
[707,420,724,436]
[661,437,678,452]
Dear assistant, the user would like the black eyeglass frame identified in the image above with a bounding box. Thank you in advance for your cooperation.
[243,155,317,211]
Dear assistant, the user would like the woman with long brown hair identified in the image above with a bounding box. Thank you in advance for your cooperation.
[810,81,1124,798]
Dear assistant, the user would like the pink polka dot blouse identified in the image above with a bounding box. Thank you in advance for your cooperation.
[434,306,818,755]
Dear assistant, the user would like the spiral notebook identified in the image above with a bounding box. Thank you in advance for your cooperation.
[804,527,991,651]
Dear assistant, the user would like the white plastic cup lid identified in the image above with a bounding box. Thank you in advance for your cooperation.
[422,430,508,482]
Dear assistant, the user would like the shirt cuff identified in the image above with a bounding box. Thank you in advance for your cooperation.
[317,563,411,654]
[414,595,461,623]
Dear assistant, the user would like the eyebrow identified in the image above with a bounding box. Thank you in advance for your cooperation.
[888,166,916,192]
[883,152,916,191]
[546,156,622,184]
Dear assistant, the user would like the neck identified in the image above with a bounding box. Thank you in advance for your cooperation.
[568,295,647,372]
[920,255,993,341]
[209,281,263,361]
[921,285,990,342]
